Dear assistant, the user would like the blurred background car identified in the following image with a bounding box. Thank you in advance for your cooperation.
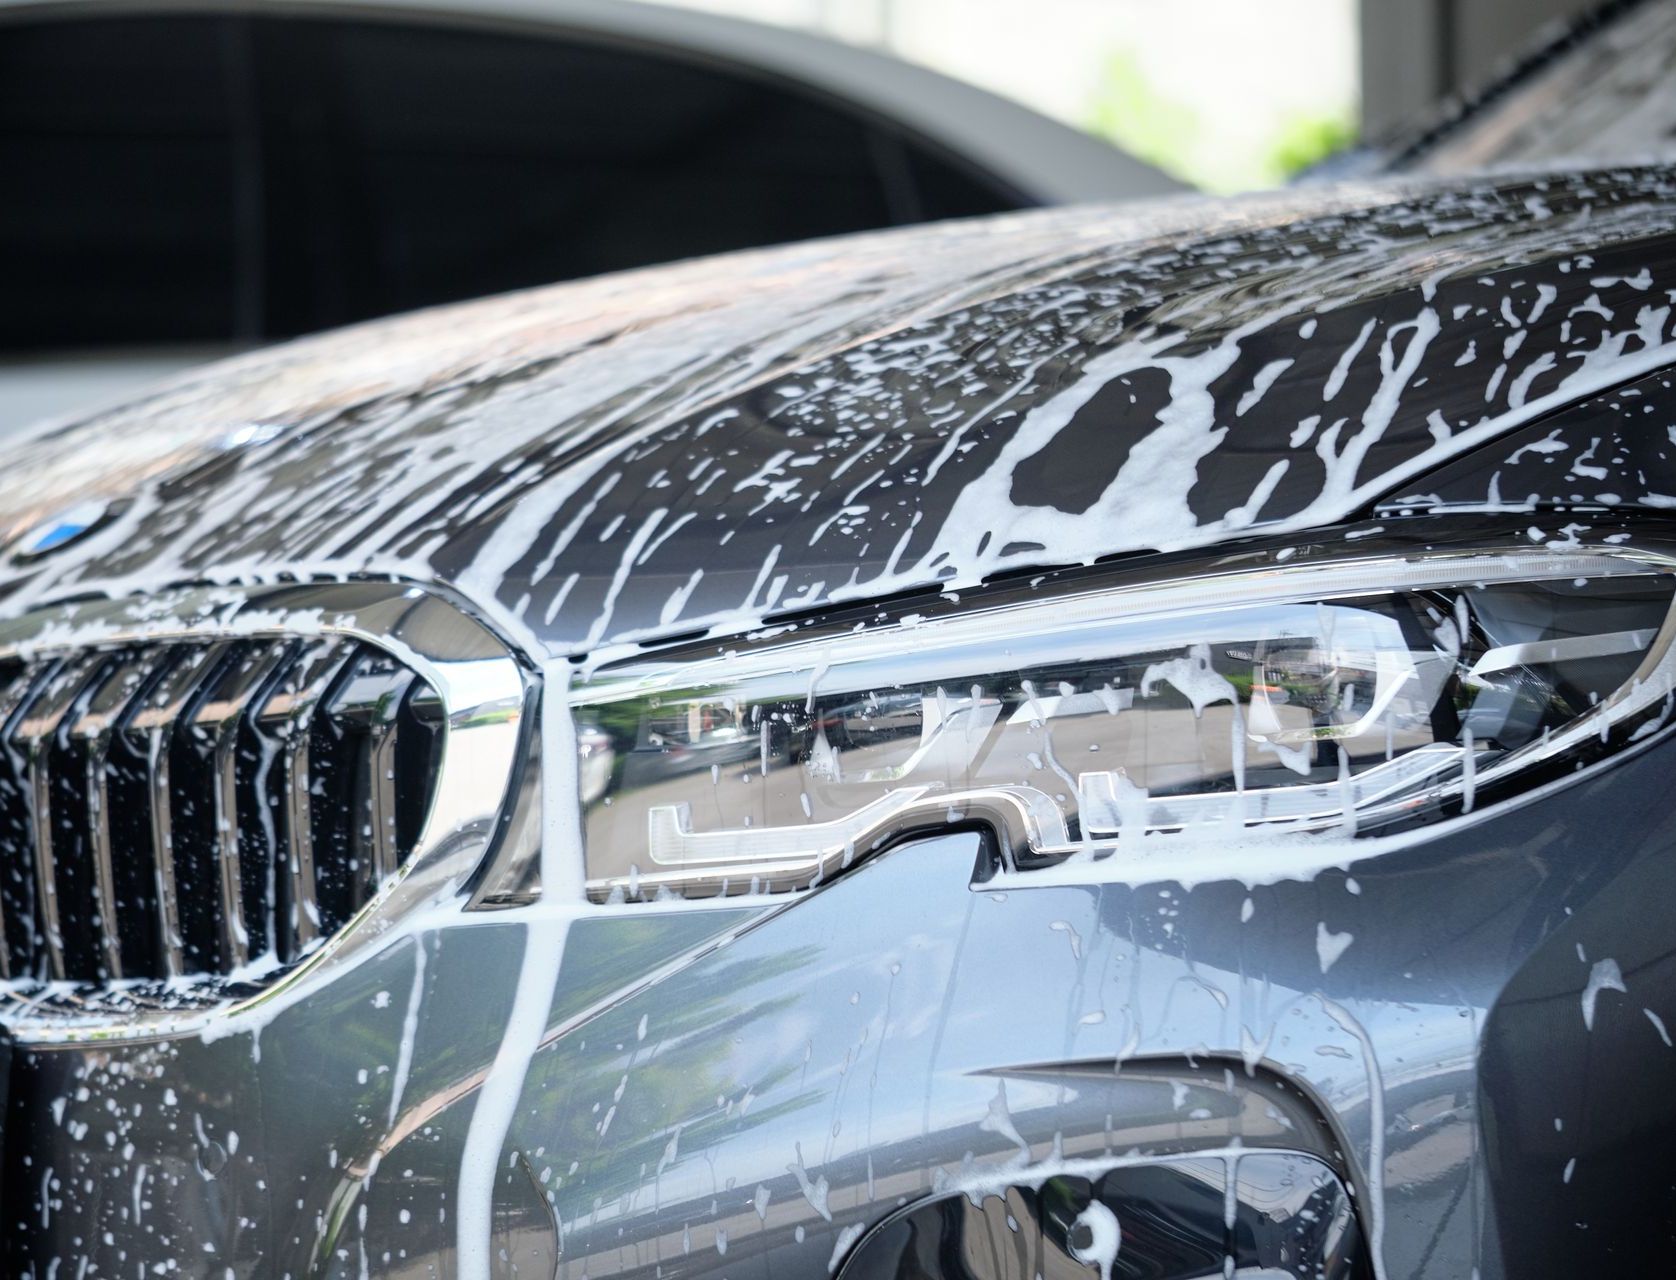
[11,0,1652,437]
[1332,0,1676,176]
[0,0,1186,431]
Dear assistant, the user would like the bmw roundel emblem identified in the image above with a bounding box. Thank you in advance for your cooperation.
[12,497,125,560]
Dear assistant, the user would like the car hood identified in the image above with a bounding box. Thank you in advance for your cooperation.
[3,167,1676,658]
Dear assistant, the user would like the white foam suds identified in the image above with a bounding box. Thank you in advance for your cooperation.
[1582,958,1627,1031]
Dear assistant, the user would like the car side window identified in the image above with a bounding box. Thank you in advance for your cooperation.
[0,15,248,350]
[0,11,1022,353]
[252,15,1019,335]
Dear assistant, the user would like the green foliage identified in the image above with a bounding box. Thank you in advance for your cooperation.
[1269,110,1358,178]
[1087,50,1200,178]
[1086,47,1355,192]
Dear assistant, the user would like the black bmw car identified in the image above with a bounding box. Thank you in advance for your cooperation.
[4,164,1676,1279]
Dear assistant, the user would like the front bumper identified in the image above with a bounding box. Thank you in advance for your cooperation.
[7,734,1676,1278]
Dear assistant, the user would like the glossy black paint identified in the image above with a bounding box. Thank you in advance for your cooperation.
[1477,783,1676,1276]
[1377,365,1676,516]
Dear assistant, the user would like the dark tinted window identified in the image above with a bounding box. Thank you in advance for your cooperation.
[0,16,247,349]
[0,12,1019,351]
[256,17,1020,329]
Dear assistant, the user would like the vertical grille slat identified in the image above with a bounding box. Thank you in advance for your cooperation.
[395,684,445,859]
[161,645,244,975]
[0,661,60,980]
[257,638,355,961]
[190,642,296,972]
[124,645,234,978]
[367,667,417,886]
[316,650,420,924]
[100,652,179,977]
[0,615,452,993]
[67,651,166,982]
[82,708,126,980]
[238,652,297,966]
[18,656,110,981]
[309,654,374,936]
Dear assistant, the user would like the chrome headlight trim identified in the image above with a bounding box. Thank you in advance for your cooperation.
[0,580,530,1041]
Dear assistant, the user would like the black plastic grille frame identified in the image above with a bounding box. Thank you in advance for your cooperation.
[0,637,442,985]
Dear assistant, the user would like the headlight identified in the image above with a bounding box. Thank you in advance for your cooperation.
[556,531,1676,902]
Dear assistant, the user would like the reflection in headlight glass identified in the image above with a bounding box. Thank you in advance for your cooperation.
[571,557,1675,899]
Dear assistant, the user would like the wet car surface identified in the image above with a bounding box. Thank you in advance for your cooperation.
[5,165,1676,1278]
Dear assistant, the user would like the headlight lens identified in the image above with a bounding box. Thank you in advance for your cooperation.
[565,536,1676,901]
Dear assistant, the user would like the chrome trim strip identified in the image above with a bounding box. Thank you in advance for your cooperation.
[645,787,935,868]
[18,655,104,980]
[0,581,528,1041]
[0,661,54,980]
[611,745,1466,903]
[69,650,169,981]
[586,546,1676,713]
[591,785,1063,902]
[366,666,417,886]
[263,637,355,952]
[577,545,1676,711]
[130,645,232,978]
[1079,743,1470,832]
[81,687,129,980]
[195,643,294,971]
[1467,627,1658,679]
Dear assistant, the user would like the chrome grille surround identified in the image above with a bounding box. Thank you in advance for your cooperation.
[0,581,529,1038]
